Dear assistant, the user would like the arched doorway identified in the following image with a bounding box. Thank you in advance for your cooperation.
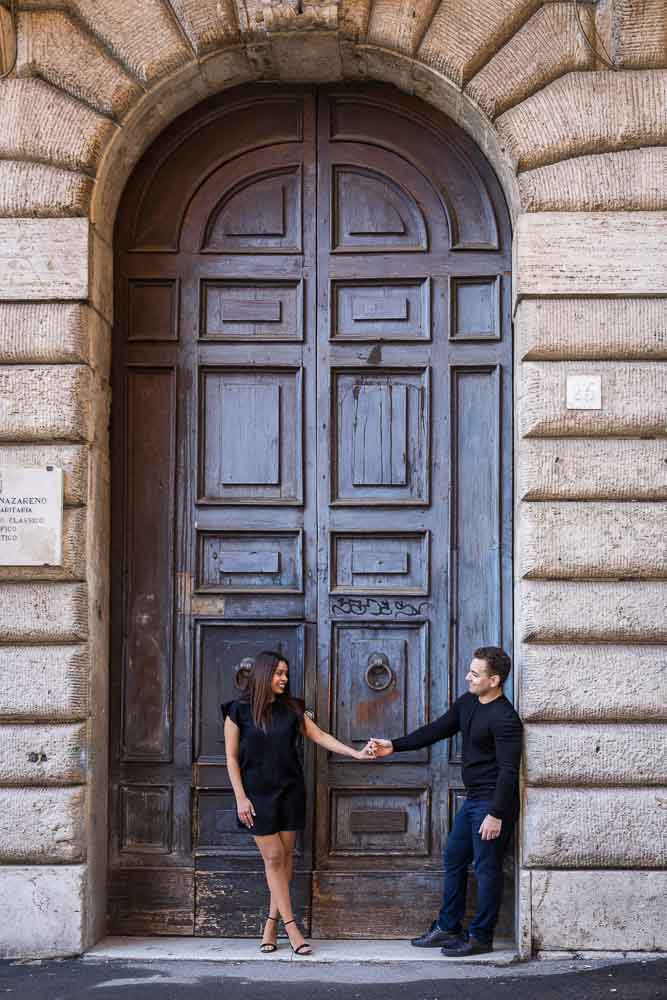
[109,83,513,938]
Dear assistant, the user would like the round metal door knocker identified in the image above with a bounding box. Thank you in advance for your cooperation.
[365,652,394,692]
[235,656,254,690]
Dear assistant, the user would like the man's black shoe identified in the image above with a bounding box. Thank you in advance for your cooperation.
[411,922,465,948]
[441,936,493,957]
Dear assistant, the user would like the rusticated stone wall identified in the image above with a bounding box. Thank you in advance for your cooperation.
[0,0,665,960]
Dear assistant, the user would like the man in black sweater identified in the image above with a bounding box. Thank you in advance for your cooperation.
[370,646,522,956]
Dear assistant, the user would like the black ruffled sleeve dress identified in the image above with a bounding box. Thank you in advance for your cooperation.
[221,698,307,836]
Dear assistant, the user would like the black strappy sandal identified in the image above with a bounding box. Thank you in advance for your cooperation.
[260,914,279,953]
[283,918,312,956]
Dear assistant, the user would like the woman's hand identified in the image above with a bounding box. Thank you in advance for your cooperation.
[354,742,376,760]
[237,796,256,828]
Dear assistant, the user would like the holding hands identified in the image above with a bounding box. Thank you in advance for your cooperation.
[359,738,393,758]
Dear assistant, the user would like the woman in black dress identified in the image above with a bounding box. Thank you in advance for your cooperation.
[223,650,375,956]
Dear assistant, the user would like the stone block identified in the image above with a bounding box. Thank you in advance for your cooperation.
[516,298,667,361]
[70,0,191,85]
[89,227,113,324]
[519,362,666,438]
[531,871,667,951]
[0,645,89,721]
[236,0,338,35]
[0,161,93,218]
[0,366,93,443]
[0,787,86,862]
[0,444,88,505]
[497,70,667,170]
[520,581,667,643]
[198,46,256,92]
[518,439,667,501]
[0,865,86,958]
[340,0,371,39]
[614,0,667,68]
[466,4,591,119]
[0,583,88,643]
[168,1,238,54]
[520,502,667,580]
[0,722,88,785]
[0,508,87,582]
[17,11,141,118]
[0,304,92,364]
[524,723,667,786]
[272,32,342,82]
[418,0,540,87]
[519,147,667,212]
[519,644,667,722]
[0,78,113,171]
[523,788,667,868]
[515,213,667,297]
[0,219,90,301]
[367,0,440,56]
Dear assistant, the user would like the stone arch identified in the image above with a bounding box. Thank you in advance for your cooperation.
[0,1,665,225]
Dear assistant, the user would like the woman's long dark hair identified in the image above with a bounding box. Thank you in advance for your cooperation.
[249,651,304,732]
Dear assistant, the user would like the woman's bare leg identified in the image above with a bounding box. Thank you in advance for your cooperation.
[255,833,293,925]
[256,831,309,953]
[259,833,290,949]
[278,830,296,892]
[278,830,309,952]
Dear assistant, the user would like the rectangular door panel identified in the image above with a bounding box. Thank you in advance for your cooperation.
[330,621,429,764]
[450,365,502,759]
[194,621,305,766]
[197,529,304,594]
[121,368,176,763]
[331,278,430,341]
[329,787,430,856]
[330,531,429,595]
[198,366,303,505]
[331,368,430,505]
[201,279,304,341]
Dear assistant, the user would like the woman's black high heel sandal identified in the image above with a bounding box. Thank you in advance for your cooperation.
[260,915,279,953]
[283,919,312,956]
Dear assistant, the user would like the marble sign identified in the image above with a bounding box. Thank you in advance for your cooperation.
[0,466,64,566]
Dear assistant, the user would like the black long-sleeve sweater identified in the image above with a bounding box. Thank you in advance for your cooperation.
[391,692,523,821]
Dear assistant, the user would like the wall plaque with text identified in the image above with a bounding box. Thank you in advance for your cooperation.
[0,467,64,566]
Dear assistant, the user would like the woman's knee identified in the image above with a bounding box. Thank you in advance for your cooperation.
[263,846,287,869]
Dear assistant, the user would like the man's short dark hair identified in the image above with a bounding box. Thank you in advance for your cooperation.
[473,646,511,685]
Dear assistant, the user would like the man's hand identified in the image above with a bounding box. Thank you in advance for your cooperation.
[369,738,394,758]
[479,814,502,841]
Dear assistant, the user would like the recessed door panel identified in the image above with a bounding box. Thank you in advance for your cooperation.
[201,279,304,341]
[203,165,303,253]
[330,531,429,595]
[194,622,305,764]
[199,367,303,504]
[332,368,430,505]
[330,621,429,763]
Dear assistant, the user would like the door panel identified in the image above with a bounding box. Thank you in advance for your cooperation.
[110,84,513,939]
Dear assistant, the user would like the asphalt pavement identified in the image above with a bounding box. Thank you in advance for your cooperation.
[0,955,664,1000]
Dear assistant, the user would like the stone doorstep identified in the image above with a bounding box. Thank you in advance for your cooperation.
[84,937,518,966]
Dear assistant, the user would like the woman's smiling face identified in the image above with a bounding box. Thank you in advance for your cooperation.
[271,660,289,696]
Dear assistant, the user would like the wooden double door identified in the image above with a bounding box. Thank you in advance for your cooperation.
[110,84,513,937]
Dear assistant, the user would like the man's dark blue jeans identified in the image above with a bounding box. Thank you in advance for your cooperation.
[437,797,515,945]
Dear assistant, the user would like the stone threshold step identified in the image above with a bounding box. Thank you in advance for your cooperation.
[85,937,517,966]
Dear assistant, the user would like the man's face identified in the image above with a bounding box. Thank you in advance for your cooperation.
[465,657,499,697]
